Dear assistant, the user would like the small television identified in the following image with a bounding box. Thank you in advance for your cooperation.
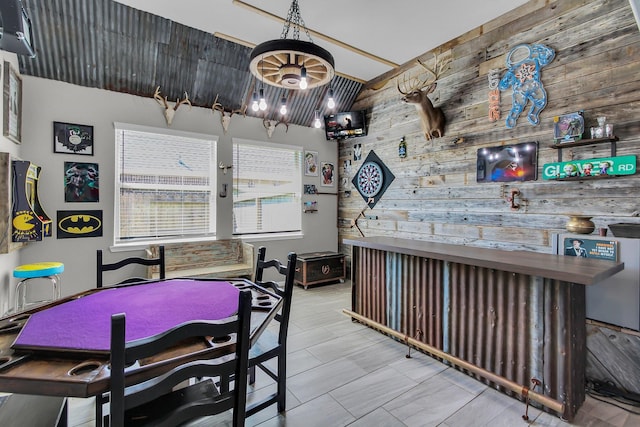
[0,0,36,58]
[324,110,367,140]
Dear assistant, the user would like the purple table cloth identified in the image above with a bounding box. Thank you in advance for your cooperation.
[13,279,240,353]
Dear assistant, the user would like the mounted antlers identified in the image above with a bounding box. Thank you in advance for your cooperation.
[263,117,289,138]
[154,86,191,126]
[397,52,451,140]
[212,94,247,134]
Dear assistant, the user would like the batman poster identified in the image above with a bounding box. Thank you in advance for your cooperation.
[57,210,103,238]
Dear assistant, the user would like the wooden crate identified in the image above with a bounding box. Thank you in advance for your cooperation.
[294,251,345,289]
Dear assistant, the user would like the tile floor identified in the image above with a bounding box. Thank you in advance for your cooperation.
[68,280,640,426]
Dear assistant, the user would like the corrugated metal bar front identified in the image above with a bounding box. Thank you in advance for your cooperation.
[447,265,540,391]
[387,253,444,350]
[352,247,386,325]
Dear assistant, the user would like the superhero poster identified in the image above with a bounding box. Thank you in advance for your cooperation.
[57,210,103,238]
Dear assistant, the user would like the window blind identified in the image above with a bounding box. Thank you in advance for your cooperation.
[115,125,216,244]
[232,140,302,235]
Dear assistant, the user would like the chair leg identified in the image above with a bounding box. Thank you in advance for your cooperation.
[249,365,256,385]
[277,355,286,412]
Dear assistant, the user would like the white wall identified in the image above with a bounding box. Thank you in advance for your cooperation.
[7,75,337,300]
[0,52,22,314]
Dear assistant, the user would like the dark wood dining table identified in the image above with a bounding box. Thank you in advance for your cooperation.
[0,277,281,398]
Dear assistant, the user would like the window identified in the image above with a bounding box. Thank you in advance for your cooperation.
[114,123,217,245]
[232,139,302,235]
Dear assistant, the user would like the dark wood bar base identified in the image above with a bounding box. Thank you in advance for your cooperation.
[343,237,624,420]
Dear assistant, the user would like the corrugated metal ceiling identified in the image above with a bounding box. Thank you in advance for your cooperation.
[17,0,362,128]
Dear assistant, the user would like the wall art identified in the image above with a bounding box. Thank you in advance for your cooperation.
[476,141,538,182]
[53,121,94,155]
[498,43,555,128]
[64,162,99,202]
[3,61,22,144]
[304,151,318,176]
[56,210,103,238]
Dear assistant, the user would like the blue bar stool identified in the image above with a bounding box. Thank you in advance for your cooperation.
[13,262,64,312]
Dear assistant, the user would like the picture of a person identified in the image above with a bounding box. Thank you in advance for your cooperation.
[565,238,587,257]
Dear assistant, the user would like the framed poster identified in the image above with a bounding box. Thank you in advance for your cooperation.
[304,151,319,176]
[321,161,335,187]
[64,162,99,202]
[57,210,103,238]
[3,61,22,144]
[53,121,94,155]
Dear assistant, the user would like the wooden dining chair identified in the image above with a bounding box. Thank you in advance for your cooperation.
[96,247,165,288]
[95,246,166,425]
[108,289,252,427]
[246,247,297,417]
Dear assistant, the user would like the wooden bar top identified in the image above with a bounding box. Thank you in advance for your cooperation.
[343,236,624,285]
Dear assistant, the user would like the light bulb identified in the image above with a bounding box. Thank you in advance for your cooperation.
[313,112,322,128]
[299,67,308,90]
[251,92,259,112]
[327,88,335,109]
[258,89,267,111]
[279,96,287,115]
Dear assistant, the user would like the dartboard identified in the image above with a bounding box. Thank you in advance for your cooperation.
[356,161,384,197]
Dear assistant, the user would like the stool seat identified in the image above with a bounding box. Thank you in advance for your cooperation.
[13,262,65,279]
[13,262,64,312]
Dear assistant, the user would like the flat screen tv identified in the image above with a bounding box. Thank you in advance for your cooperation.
[324,110,367,140]
[0,0,36,58]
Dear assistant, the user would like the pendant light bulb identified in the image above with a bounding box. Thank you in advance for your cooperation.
[313,111,322,128]
[327,88,335,109]
[258,88,267,111]
[299,66,308,90]
[251,91,259,112]
[279,96,287,115]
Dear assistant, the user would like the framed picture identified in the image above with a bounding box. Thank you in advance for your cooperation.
[57,210,103,239]
[3,61,22,144]
[53,121,94,155]
[304,150,319,176]
[321,161,335,187]
[64,162,99,202]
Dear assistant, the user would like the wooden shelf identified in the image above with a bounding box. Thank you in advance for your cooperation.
[550,136,618,149]
[550,136,618,162]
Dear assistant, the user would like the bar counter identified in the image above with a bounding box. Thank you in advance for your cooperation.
[343,236,624,420]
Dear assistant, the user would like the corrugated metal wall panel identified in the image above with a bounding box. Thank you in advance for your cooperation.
[17,0,363,128]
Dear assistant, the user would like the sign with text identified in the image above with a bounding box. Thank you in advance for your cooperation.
[563,237,617,261]
[542,155,636,180]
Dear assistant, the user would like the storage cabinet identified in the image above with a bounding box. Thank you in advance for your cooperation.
[294,251,345,289]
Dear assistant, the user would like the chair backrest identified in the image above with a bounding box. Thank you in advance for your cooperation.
[254,247,297,345]
[96,246,165,288]
[109,289,252,427]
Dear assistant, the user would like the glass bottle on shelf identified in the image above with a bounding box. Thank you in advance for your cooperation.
[398,137,407,158]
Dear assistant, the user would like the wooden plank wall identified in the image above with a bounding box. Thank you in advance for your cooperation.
[338,0,640,255]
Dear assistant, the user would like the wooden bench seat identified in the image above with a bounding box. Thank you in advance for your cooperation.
[149,240,254,279]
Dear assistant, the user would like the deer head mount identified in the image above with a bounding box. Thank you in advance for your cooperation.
[263,117,289,138]
[211,94,247,134]
[154,86,191,126]
[397,52,451,140]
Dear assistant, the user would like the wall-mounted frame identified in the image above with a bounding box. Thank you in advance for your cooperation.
[476,141,538,183]
[3,61,22,144]
[304,150,318,176]
[321,161,335,187]
[64,162,99,202]
[53,121,94,155]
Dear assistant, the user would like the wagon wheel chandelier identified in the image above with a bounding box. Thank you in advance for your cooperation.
[249,0,335,90]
